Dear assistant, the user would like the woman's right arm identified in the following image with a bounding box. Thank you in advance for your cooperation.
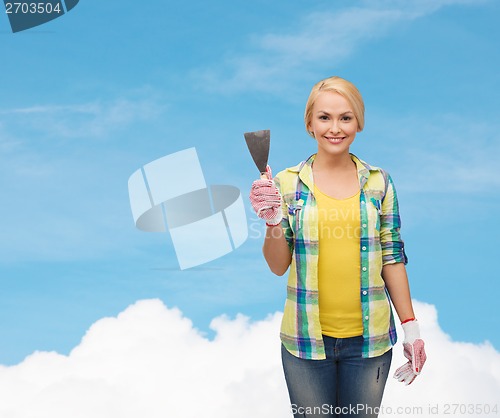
[263,224,292,276]
[249,166,293,276]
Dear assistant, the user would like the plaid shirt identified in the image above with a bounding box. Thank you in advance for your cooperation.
[274,153,408,360]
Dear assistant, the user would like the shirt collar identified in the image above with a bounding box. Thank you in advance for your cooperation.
[286,153,374,190]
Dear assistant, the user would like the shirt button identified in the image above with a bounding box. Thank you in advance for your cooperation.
[363,291,367,295]
[362,223,367,228]
[361,201,366,204]
[362,267,367,271]
[362,246,367,250]
[364,316,369,320]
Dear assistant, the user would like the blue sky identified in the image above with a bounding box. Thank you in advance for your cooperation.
[0,0,499,366]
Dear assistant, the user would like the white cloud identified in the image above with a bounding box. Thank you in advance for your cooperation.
[360,0,485,15]
[0,299,498,418]
[194,0,483,94]
[382,301,500,417]
[196,8,403,95]
[0,97,164,140]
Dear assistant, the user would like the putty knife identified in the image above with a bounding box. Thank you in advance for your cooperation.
[244,130,270,180]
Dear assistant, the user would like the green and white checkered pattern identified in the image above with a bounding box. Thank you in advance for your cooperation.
[274,153,407,360]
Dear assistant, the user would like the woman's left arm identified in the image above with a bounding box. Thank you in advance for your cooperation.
[379,172,414,321]
[380,172,426,385]
[382,262,415,322]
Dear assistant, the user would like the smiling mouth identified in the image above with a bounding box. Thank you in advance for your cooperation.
[325,136,345,144]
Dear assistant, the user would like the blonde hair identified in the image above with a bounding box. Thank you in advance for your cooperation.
[304,76,365,137]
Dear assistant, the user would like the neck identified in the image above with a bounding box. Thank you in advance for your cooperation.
[313,151,354,172]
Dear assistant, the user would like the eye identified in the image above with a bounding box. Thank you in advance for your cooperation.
[319,115,329,120]
[341,115,352,121]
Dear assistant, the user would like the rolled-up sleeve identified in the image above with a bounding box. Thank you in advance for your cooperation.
[380,173,408,265]
[273,174,294,253]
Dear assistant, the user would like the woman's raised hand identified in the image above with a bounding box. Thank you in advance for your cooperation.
[249,165,282,226]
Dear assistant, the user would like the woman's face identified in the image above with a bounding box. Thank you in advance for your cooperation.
[307,91,359,158]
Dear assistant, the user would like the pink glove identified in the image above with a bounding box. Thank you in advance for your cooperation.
[393,319,427,386]
[249,165,282,226]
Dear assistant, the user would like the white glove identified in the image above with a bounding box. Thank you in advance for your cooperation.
[393,319,427,386]
[249,165,282,226]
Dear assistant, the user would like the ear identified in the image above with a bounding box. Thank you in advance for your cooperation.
[306,122,314,136]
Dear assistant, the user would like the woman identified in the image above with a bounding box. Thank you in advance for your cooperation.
[250,76,426,417]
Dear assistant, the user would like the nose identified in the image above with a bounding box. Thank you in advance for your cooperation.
[330,121,342,134]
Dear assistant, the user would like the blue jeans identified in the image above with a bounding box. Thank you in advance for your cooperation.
[281,335,392,417]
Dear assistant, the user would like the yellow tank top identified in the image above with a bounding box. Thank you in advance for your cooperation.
[314,185,363,338]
